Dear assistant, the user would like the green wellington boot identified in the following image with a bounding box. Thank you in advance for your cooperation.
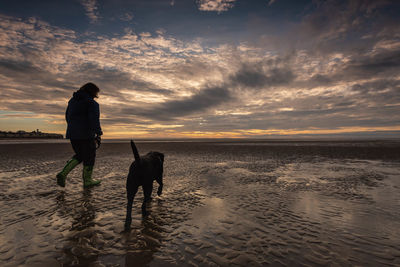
[83,165,101,187]
[56,158,80,187]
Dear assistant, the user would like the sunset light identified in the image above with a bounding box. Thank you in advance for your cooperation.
[0,1,399,139]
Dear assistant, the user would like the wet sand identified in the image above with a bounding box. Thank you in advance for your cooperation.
[0,140,400,266]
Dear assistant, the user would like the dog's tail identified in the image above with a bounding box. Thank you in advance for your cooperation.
[131,140,141,163]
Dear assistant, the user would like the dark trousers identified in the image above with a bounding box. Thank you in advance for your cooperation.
[70,139,96,166]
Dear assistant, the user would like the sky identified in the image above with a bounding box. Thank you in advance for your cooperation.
[0,0,399,139]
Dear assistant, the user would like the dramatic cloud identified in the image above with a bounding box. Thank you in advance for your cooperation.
[81,0,100,23]
[0,0,399,138]
[119,12,134,22]
[197,0,236,12]
[123,86,231,120]
[344,49,400,77]
[230,63,296,89]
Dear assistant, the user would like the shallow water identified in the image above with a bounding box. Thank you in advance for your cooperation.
[0,141,399,266]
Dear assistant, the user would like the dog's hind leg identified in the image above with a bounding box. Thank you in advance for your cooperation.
[124,186,138,230]
[141,182,153,216]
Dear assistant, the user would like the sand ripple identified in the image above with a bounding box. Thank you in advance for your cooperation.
[0,141,399,266]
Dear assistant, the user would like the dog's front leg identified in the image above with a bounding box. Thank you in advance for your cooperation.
[156,166,163,196]
[156,176,163,196]
[142,182,153,216]
[125,186,138,230]
[141,200,147,217]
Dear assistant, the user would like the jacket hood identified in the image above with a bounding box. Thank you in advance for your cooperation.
[72,89,92,100]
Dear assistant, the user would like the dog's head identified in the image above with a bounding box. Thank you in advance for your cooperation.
[153,152,164,164]
[146,151,164,166]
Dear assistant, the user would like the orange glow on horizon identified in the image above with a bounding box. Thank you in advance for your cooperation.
[95,125,400,139]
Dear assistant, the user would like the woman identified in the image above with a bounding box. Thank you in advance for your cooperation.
[56,82,103,187]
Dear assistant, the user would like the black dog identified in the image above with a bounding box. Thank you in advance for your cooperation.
[125,140,164,230]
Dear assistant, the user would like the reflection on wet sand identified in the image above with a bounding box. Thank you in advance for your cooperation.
[55,189,169,266]
[56,189,101,265]
[123,199,166,267]
[189,197,228,236]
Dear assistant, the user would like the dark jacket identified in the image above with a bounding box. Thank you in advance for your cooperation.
[66,90,102,139]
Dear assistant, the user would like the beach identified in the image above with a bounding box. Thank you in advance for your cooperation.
[0,140,400,266]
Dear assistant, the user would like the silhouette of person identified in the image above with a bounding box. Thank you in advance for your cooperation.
[56,83,103,188]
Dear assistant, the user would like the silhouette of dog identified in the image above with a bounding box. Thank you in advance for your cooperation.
[125,140,164,230]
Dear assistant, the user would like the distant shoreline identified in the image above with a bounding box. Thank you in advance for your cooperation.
[0,136,64,139]
[0,130,63,139]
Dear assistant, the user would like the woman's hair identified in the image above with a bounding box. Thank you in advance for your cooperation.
[80,82,100,98]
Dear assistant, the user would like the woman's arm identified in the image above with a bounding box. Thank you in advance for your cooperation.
[88,100,103,136]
